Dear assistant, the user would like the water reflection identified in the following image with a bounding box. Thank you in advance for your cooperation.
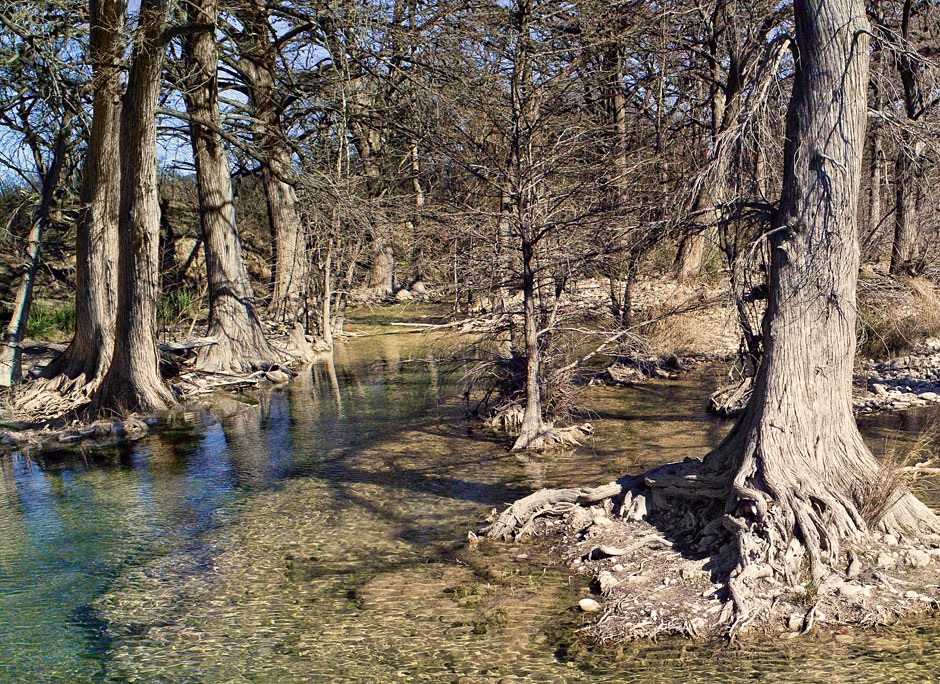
[0,336,938,683]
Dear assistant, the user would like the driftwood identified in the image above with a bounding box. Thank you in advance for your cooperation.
[158,336,219,353]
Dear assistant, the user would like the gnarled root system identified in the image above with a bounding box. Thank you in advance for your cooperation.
[483,452,940,641]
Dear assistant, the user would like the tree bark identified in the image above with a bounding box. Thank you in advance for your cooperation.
[321,239,333,349]
[694,0,936,577]
[407,143,426,291]
[888,0,924,276]
[41,0,123,388]
[864,20,884,251]
[92,0,176,413]
[605,43,633,326]
[0,113,73,387]
[674,15,728,284]
[890,136,921,275]
[512,236,543,450]
[182,0,278,373]
[236,0,307,320]
[352,120,395,297]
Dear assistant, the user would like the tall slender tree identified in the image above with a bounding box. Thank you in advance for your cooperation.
[233,0,308,320]
[888,0,927,275]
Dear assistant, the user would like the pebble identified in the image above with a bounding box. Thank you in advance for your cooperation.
[598,571,619,594]
[883,534,899,546]
[837,583,867,599]
[858,343,940,414]
[579,598,602,612]
[905,550,931,568]
[265,370,290,383]
[877,552,896,569]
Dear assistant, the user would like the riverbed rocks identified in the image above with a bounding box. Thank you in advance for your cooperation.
[854,338,940,414]
[592,354,684,385]
[579,598,602,612]
[510,503,940,642]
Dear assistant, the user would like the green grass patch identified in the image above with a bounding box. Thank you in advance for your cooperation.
[26,302,75,341]
[158,290,200,330]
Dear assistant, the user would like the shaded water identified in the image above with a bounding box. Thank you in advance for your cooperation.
[1,332,940,683]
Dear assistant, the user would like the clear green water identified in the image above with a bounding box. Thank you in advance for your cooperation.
[1,333,940,683]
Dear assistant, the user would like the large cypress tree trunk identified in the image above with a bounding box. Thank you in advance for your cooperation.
[182,0,279,373]
[41,0,123,390]
[236,1,307,320]
[92,0,176,413]
[685,0,934,577]
[488,0,938,619]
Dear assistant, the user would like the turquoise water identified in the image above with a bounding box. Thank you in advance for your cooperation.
[0,334,939,683]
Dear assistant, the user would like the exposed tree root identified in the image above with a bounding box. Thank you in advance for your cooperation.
[486,403,526,433]
[277,322,332,364]
[511,421,594,452]
[483,404,593,451]
[483,448,940,641]
[707,376,753,418]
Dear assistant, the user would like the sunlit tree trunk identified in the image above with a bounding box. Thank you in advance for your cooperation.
[236,0,307,319]
[93,0,176,413]
[182,0,278,373]
[692,0,937,580]
[42,0,123,389]
[888,0,923,276]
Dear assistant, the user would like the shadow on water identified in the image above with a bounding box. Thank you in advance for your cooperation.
[1,332,940,682]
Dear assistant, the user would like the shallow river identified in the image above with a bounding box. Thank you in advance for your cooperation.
[2,332,940,683]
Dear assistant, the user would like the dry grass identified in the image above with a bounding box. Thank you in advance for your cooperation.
[638,292,737,358]
[858,275,940,359]
[857,422,939,527]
